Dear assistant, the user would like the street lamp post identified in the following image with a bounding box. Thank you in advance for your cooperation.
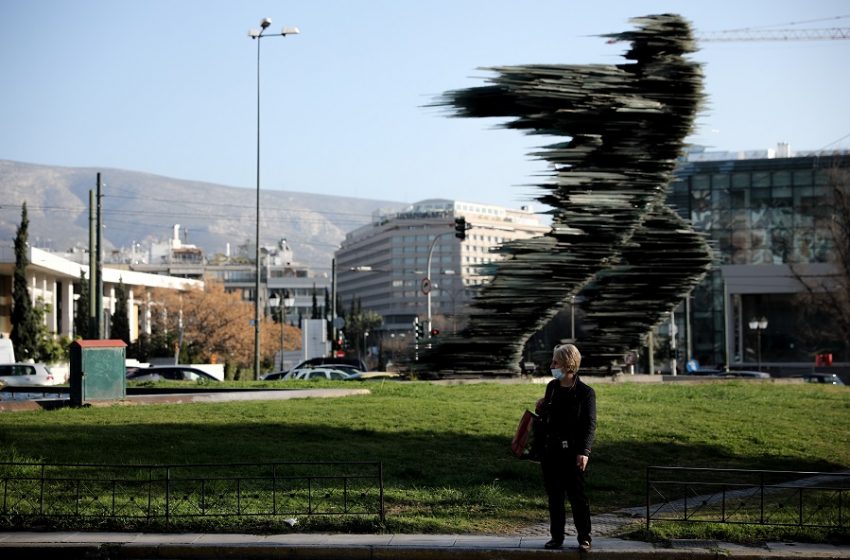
[248,17,299,380]
[748,316,768,371]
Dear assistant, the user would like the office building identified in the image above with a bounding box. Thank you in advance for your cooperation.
[668,149,850,372]
[334,199,549,333]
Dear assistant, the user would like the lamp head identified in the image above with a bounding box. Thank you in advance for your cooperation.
[260,17,272,29]
[281,26,301,36]
[748,319,758,330]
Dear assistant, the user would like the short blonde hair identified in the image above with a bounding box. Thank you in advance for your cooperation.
[553,344,581,375]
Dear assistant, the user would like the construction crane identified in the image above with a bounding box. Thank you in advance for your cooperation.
[695,14,850,42]
[697,27,850,42]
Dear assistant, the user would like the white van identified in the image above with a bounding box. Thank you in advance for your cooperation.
[0,338,15,364]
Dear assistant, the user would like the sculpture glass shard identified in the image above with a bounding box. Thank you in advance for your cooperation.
[419,14,712,374]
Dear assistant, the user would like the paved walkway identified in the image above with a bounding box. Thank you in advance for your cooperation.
[0,387,372,411]
[1,530,848,559]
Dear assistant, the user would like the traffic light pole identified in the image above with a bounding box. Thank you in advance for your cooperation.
[424,216,469,347]
[426,231,455,347]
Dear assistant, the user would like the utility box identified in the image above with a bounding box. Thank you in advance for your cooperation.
[70,340,127,406]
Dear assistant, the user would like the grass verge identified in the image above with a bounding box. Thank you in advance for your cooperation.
[0,379,847,543]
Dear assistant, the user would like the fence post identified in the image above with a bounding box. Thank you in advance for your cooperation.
[39,464,45,517]
[379,462,385,523]
[645,466,651,533]
[165,467,171,526]
[38,463,44,516]
[308,477,313,515]
[147,467,153,522]
[760,472,765,525]
[272,463,278,516]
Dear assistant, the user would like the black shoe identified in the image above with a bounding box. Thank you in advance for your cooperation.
[544,539,563,549]
[578,540,592,552]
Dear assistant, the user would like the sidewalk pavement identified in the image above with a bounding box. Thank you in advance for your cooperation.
[1,531,848,559]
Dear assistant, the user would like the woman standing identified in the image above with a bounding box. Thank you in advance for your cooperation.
[535,343,596,552]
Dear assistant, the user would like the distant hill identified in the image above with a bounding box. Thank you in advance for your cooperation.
[0,160,405,270]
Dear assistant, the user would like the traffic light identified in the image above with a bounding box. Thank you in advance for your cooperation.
[454,216,467,241]
[430,328,440,337]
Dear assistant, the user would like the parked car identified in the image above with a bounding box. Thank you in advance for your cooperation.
[291,357,366,372]
[260,370,288,381]
[345,371,401,381]
[720,370,771,379]
[803,373,845,385]
[126,366,220,383]
[687,368,724,376]
[0,363,64,387]
[261,361,365,381]
[289,367,352,381]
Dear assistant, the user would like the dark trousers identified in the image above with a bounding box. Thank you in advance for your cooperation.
[541,454,591,544]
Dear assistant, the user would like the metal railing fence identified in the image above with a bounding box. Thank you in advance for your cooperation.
[646,466,849,531]
[0,460,384,524]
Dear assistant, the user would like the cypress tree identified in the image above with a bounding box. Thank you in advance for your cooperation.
[74,269,90,339]
[311,283,319,319]
[110,278,130,344]
[10,203,38,360]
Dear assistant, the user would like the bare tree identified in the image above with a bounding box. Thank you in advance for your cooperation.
[792,167,850,355]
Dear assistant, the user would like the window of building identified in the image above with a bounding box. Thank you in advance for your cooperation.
[793,170,813,186]
[712,174,730,189]
[752,172,770,188]
[692,174,710,189]
[773,184,792,201]
[794,231,814,261]
[732,172,751,188]
[770,228,792,263]
[712,187,730,210]
[773,171,791,187]
[730,190,748,210]
[750,189,771,211]
[795,194,816,228]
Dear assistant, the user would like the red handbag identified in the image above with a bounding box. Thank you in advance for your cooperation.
[511,409,544,461]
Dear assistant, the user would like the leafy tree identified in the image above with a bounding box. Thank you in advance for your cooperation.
[74,269,90,339]
[110,279,130,344]
[342,297,382,360]
[31,298,70,363]
[10,203,38,360]
[151,279,300,377]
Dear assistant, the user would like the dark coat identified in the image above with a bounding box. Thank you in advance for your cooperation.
[540,377,597,457]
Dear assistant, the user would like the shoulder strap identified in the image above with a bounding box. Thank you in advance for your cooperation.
[545,379,556,404]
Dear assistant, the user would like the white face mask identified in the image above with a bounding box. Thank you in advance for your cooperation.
[551,368,565,380]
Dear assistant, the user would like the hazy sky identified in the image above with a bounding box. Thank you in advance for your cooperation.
[2,1,848,211]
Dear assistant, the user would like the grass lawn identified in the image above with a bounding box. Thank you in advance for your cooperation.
[0,379,847,539]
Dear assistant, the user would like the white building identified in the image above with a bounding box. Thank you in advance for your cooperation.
[334,199,549,332]
[0,246,202,342]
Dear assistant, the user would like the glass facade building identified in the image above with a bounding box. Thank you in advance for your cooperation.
[668,153,850,372]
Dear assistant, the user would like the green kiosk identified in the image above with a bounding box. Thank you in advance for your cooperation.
[70,339,127,406]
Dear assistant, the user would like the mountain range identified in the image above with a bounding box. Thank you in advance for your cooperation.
[0,160,405,270]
